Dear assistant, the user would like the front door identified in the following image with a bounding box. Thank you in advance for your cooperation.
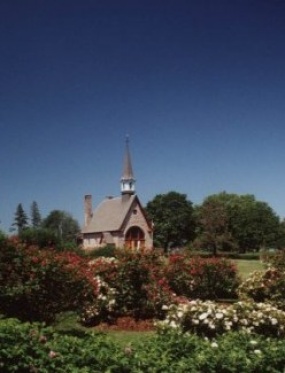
[125,226,145,250]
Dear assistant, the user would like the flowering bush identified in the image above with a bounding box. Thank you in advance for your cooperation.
[80,274,117,325]
[3,318,285,372]
[261,249,285,270]
[166,254,240,300]
[157,300,285,338]
[238,268,285,310]
[87,249,176,322]
[0,238,98,323]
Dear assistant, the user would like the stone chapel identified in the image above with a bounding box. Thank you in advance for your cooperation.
[81,139,153,250]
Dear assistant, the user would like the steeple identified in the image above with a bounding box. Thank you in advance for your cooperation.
[121,136,136,195]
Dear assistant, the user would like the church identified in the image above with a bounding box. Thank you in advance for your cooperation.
[81,139,153,250]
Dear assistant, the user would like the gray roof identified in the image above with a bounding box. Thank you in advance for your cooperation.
[82,195,136,233]
[121,137,135,180]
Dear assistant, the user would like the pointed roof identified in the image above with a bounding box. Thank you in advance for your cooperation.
[121,136,135,181]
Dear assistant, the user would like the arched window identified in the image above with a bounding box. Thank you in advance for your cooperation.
[125,226,145,250]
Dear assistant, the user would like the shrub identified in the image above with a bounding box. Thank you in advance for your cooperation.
[261,249,285,270]
[0,238,98,323]
[0,318,126,373]
[166,254,240,300]
[3,318,285,372]
[238,268,285,310]
[84,249,176,323]
[84,245,117,259]
[157,300,285,338]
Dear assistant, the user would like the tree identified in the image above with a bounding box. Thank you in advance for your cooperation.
[146,191,195,252]
[20,227,60,249]
[196,192,281,253]
[12,203,29,234]
[30,201,42,228]
[194,198,235,256]
[42,210,80,244]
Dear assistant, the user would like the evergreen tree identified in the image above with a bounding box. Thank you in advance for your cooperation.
[12,203,29,234]
[30,201,42,228]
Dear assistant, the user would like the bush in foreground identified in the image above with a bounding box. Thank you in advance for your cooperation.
[2,318,285,372]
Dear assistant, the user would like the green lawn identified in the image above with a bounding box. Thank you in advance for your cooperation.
[234,259,265,280]
[106,330,154,346]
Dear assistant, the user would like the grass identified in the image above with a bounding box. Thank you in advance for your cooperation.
[234,259,266,280]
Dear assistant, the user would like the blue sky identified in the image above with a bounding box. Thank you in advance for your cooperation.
[1,0,285,232]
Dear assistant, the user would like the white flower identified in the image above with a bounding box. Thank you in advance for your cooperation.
[271,318,278,325]
[250,340,258,346]
[169,321,179,328]
[211,342,218,348]
[199,312,208,320]
[162,305,169,310]
[177,311,184,319]
[215,312,224,319]
[254,350,262,355]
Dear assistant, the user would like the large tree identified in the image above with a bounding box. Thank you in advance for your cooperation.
[42,210,80,244]
[194,198,235,256]
[196,192,281,253]
[146,191,195,251]
[12,203,29,234]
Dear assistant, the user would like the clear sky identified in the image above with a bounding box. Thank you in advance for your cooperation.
[1,0,285,232]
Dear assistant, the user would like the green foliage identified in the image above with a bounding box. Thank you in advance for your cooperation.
[11,203,29,234]
[0,318,126,373]
[195,192,282,253]
[194,198,235,256]
[146,191,195,251]
[0,230,7,243]
[166,254,240,300]
[19,227,60,249]
[3,318,285,372]
[42,210,80,244]
[84,245,117,259]
[0,238,98,323]
[30,201,42,228]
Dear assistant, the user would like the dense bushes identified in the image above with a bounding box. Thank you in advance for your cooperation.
[2,318,285,372]
[0,238,98,323]
[238,250,285,311]
[166,254,240,300]
[82,250,240,324]
[84,250,175,323]
[0,318,125,373]
[0,237,241,324]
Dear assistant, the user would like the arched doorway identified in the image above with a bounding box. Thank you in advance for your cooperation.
[125,226,145,250]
